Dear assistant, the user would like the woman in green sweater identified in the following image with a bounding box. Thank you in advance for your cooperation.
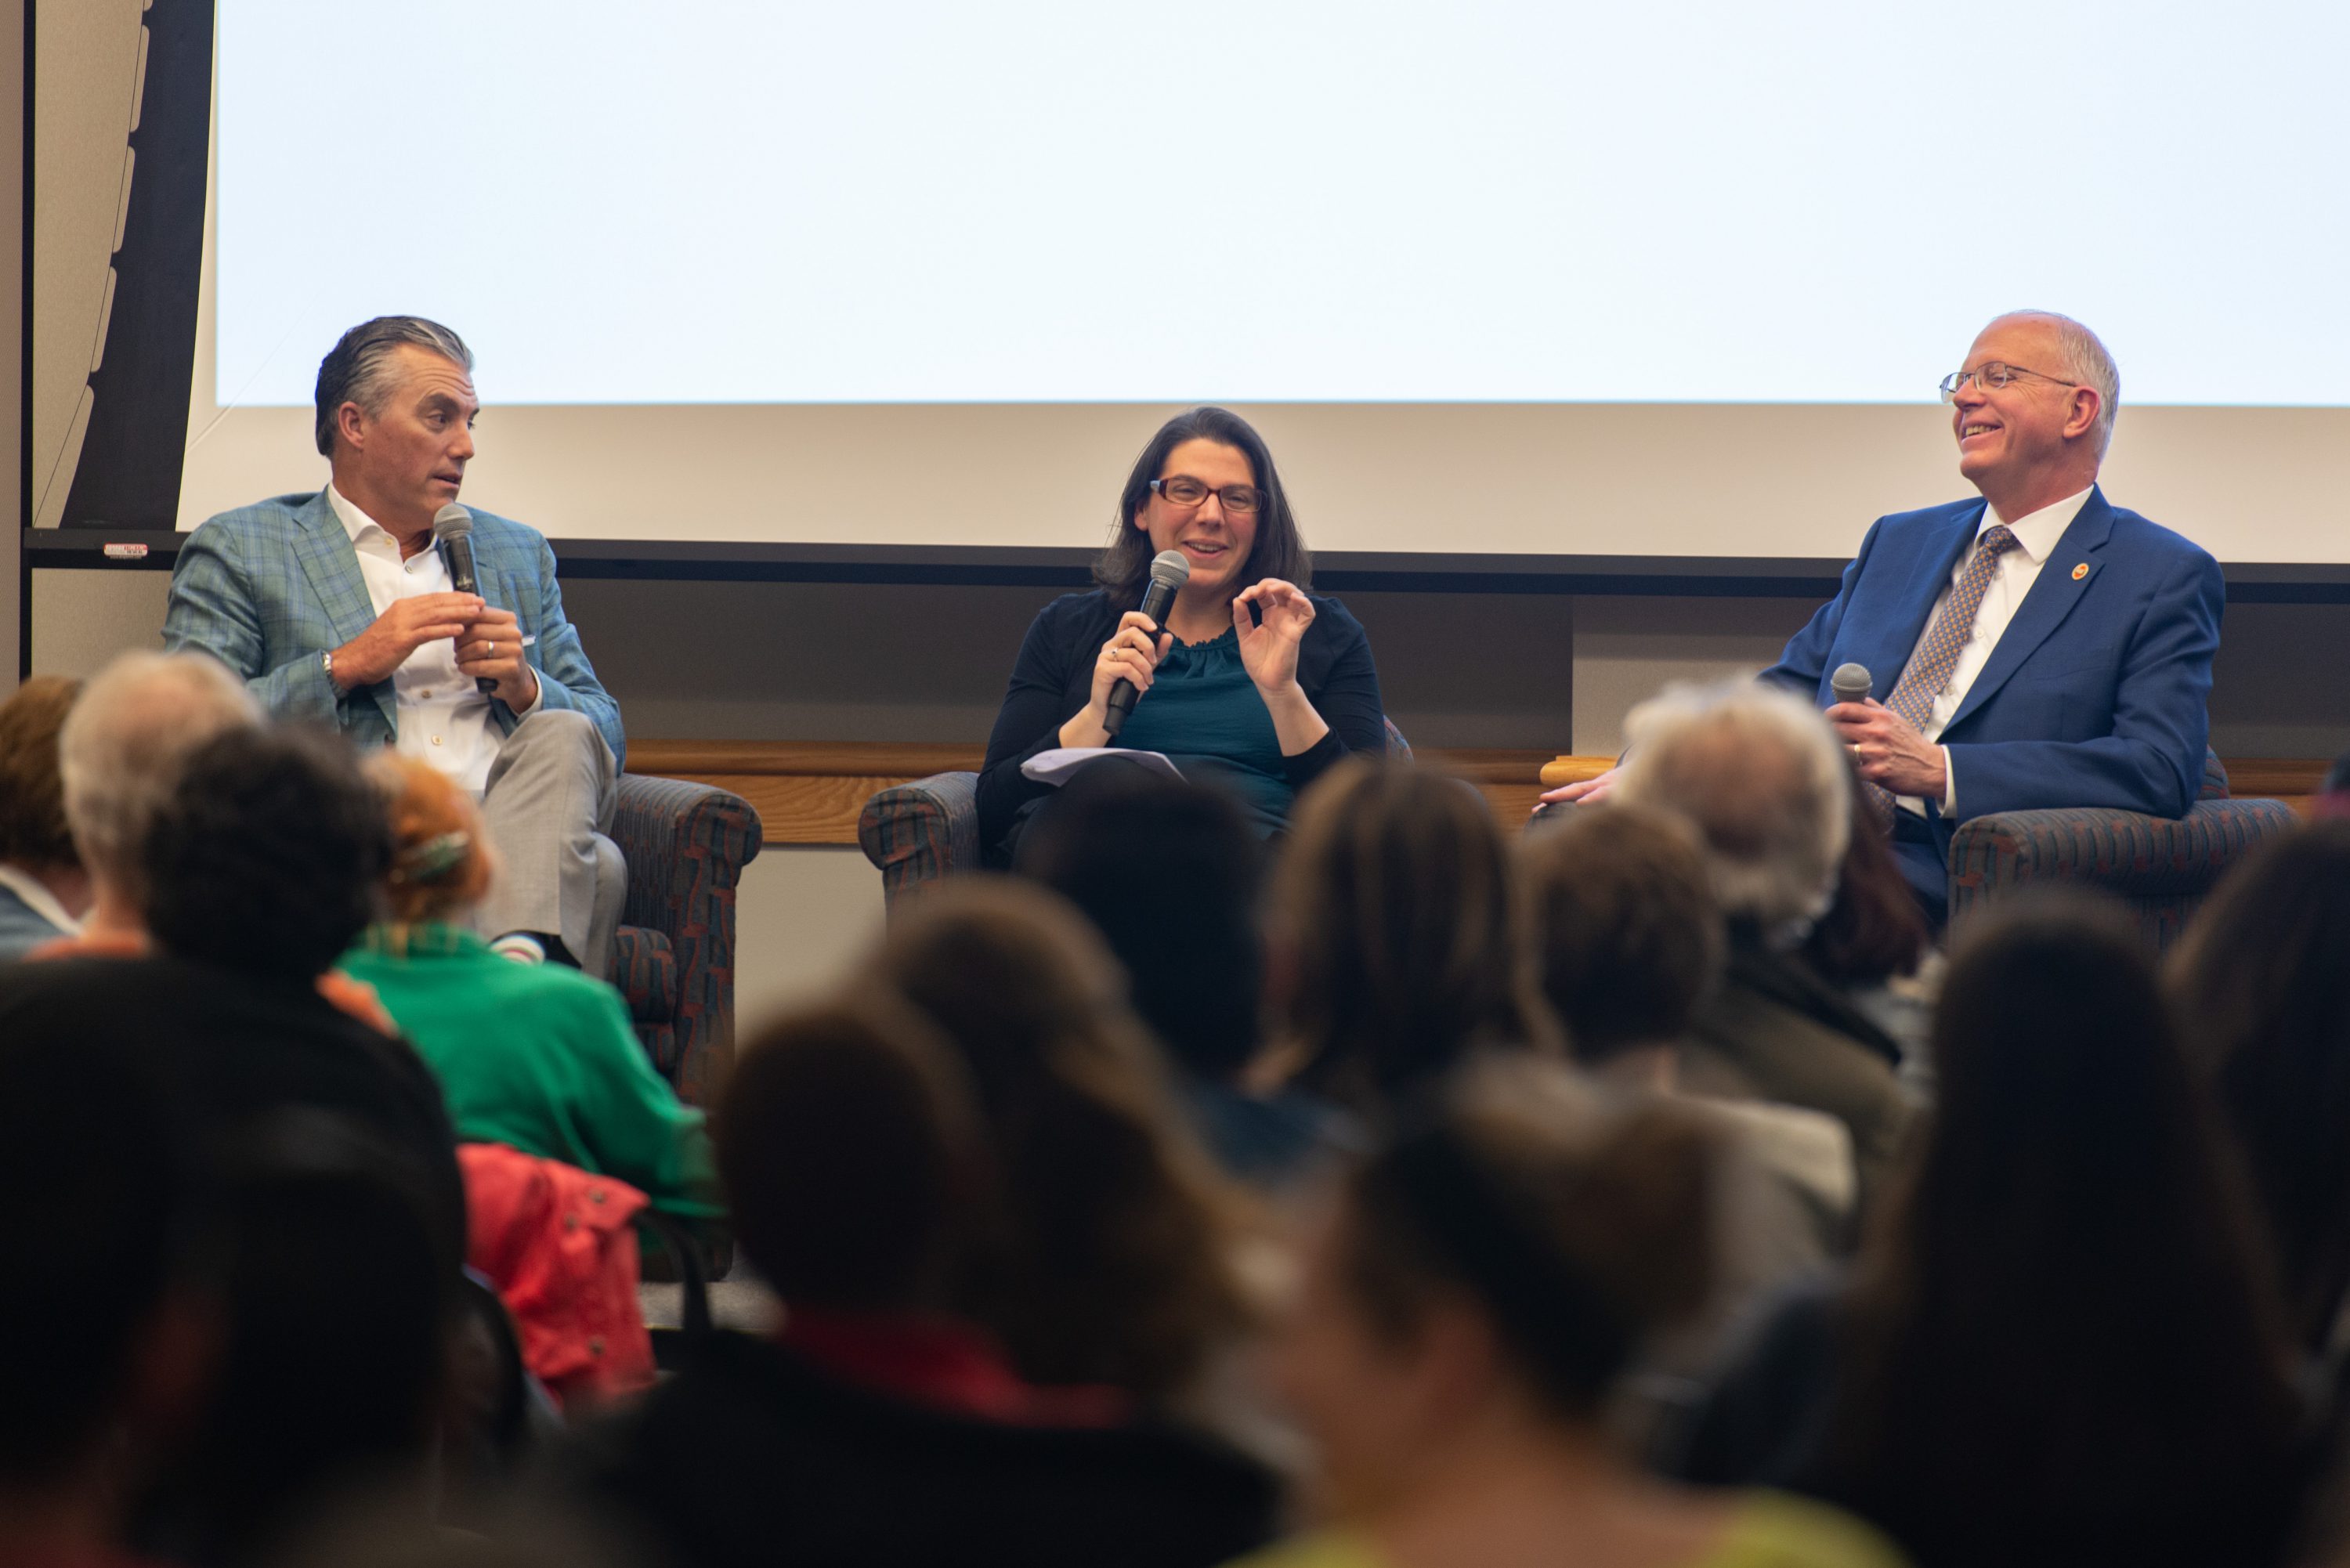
[342,757,720,1221]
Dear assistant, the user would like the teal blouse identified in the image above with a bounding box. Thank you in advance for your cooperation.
[1112,626,1293,832]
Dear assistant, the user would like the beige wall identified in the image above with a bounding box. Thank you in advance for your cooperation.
[2,0,20,687]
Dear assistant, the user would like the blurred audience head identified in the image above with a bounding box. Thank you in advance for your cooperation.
[1828,895,2296,1557]
[0,674,84,877]
[1279,1057,1715,1512]
[721,995,989,1313]
[371,755,497,926]
[1800,753,1929,986]
[2171,821,2350,1352]
[1014,764,1267,1082]
[152,1111,463,1564]
[0,1031,211,1534]
[1520,803,1723,1068]
[862,876,1251,1402]
[1275,757,1559,1113]
[1616,679,1849,940]
[142,725,392,983]
[58,651,261,922]
[2317,746,2350,819]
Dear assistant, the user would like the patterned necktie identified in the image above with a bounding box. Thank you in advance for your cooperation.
[1863,523,2019,816]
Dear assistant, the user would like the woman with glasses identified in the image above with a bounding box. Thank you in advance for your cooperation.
[977,406,1386,864]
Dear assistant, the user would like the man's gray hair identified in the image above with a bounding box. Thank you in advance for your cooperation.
[2007,309,2121,459]
[1614,677,1851,937]
[59,651,263,901]
[313,315,475,457]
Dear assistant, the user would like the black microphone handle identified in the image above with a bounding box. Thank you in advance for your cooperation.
[1102,579,1180,738]
[440,536,499,696]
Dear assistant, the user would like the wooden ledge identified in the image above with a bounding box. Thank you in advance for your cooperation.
[627,740,1559,847]
[1541,753,2331,811]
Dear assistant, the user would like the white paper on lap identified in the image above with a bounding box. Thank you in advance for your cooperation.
[1021,747,1187,787]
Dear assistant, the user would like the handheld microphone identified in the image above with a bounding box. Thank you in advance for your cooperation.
[432,504,497,696]
[1103,549,1190,739]
[1831,663,1874,707]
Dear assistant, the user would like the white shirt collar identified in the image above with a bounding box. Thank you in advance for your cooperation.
[0,864,84,938]
[326,482,392,546]
[1980,485,2095,565]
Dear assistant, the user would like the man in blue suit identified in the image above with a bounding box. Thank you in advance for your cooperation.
[1546,311,2223,926]
[164,316,628,973]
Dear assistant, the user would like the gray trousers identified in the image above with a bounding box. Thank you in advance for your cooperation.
[475,710,625,978]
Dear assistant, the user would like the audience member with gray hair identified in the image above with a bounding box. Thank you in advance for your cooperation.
[1613,679,1913,1208]
[56,649,262,949]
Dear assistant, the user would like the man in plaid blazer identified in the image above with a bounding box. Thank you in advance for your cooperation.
[164,316,627,974]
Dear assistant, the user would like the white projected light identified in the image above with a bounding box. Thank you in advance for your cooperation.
[217,0,2350,408]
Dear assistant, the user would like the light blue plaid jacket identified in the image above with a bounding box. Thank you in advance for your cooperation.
[161,490,625,769]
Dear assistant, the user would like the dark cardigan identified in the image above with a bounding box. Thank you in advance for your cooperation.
[977,588,1386,859]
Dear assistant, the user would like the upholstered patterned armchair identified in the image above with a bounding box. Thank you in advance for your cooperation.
[1947,750,2298,948]
[859,721,1412,910]
[607,775,764,1107]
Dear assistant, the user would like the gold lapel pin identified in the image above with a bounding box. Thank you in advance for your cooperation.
[2072,562,2090,581]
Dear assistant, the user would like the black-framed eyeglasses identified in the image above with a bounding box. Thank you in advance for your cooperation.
[1150,475,1264,514]
[1939,362,2081,403]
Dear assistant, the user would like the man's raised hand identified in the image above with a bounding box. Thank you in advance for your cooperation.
[327,593,483,689]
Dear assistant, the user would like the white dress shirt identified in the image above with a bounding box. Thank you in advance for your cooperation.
[328,486,540,794]
[1900,486,2095,818]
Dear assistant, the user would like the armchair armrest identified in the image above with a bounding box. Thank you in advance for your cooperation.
[858,771,981,910]
[611,775,764,1108]
[1948,797,2301,915]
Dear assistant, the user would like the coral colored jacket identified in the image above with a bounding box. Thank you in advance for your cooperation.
[457,1141,655,1407]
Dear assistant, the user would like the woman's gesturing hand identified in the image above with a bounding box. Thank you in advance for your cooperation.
[1062,611,1173,748]
[1234,579,1314,695]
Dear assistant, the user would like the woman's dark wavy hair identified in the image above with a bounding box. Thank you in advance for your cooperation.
[2169,821,2350,1355]
[142,724,391,984]
[1094,406,1311,602]
[1825,897,2300,1566]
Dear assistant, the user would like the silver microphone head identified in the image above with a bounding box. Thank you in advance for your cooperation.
[432,503,474,540]
[1831,662,1873,703]
[1148,548,1191,590]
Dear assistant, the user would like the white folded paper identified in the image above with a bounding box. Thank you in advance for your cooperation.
[1020,747,1187,786]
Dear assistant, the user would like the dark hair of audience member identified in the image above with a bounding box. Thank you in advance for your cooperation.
[1799,759,1928,987]
[1520,804,1723,1061]
[1096,405,1311,602]
[1013,765,1267,1082]
[1343,1056,1718,1418]
[2170,821,2350,1354]
[1276,757,1561,1111]
[2312,748,2350,822]
[1823,898,2301,1565]
[146,1111,462,1565]
[718,995,989,1311]
[860,877,1253,1404]
[374,756,495,925]
[141,724,392,982]
[0,1032,207,1516]
[0,674,82,873]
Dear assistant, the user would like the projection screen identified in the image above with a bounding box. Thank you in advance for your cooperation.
[164,0,2350,564]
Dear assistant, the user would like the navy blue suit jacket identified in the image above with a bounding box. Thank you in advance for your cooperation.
[1762,486,2223,862]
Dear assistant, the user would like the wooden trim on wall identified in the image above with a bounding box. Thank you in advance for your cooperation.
[627,740,1560,847]
[1539,753,2334,814]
